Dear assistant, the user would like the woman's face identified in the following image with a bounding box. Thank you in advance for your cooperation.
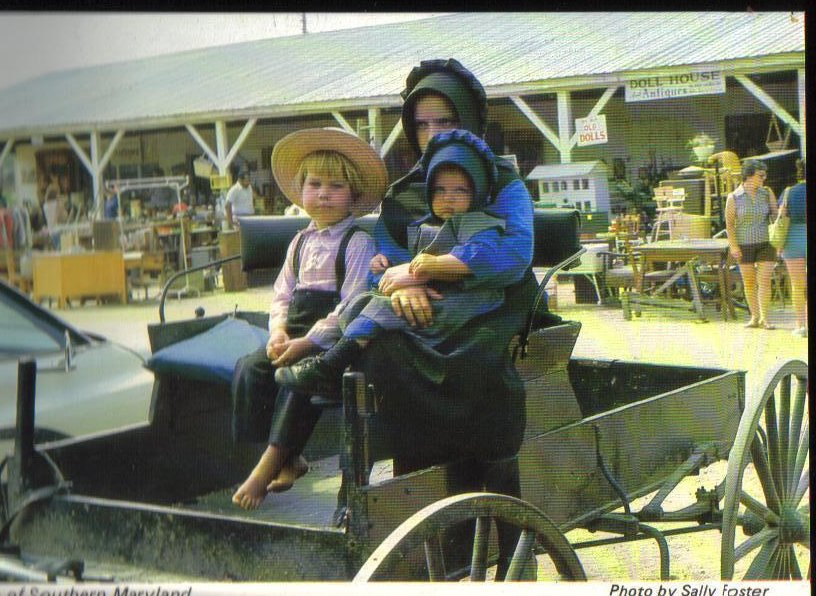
[746,169,767,188]
[414,95,459,153]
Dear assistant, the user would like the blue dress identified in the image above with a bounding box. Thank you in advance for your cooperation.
[780,182,806,259]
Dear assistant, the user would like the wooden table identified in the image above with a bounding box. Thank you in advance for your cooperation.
[631,238,734,322]
[32,250,127,308]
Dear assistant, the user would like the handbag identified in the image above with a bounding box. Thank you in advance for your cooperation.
[768,188,790,250]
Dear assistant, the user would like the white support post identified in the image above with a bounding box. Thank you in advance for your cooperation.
[90,131,102,214]
[98,129,125,172]
[380,120,403,158]
[66,131,126,217]
[187,119,256,197]
[65,133,94,173]
[509,96,561,151]
[332,111,356,135]
[224,118,257,166]
[734,74,803,138]
[214,121,229,175]
[797,68,806,160]
[0,138,14,169]
[569,85,619,148]
[557,91,572,164]
[185,124,220,166]
[367,108,382,151]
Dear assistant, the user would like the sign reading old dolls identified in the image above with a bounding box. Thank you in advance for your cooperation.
[575,115,608,146]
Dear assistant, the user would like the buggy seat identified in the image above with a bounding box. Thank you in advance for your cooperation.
[146,209,584,386]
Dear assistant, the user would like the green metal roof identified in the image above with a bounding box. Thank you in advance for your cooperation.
[0,11,804,138]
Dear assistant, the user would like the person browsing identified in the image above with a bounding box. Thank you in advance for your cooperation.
[724,159,778,330]
[226,167,257,220]
[777,159,807,337]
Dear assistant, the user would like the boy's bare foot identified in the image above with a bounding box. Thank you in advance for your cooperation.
[232,445,285,510]
[267,455,309,493]
[232,472,270,510]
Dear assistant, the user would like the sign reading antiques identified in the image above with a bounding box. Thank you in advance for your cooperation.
[625,70,725,102]
[575,115,608,146]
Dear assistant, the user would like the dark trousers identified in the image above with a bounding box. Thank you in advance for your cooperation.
[267,388,322,453]
[231,346,322,453]
[231,347,279,443]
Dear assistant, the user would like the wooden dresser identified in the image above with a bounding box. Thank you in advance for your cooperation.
[32,250,127,308]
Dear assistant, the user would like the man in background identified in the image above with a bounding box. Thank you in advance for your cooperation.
[225,167,257,221]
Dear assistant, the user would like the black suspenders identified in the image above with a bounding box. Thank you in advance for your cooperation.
[291,225,363,293]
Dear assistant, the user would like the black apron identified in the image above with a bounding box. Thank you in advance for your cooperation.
[365,164,538,467]
[231,226,361,443]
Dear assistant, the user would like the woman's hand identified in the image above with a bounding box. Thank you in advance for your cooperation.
[370,253,390,274]
[266,328,290,360]
[378,262,429,296]
[729,245,742,262]
[271,337,320,367]
[409,253,437,277]
[390,286,443,328]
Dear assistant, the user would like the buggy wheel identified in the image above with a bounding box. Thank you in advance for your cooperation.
[353,492,585,582]
[721,359,809,580]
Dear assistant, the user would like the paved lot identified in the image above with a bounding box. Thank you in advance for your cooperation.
[55,279,808,394]
[50,279,808,581]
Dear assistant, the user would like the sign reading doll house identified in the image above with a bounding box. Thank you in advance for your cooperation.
[625,70,725,102]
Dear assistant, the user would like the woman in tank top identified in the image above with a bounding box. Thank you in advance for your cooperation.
[724,159,779,329]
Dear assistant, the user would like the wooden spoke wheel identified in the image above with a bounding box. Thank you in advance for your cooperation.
[353,492,586,582]
[721,359,809,580]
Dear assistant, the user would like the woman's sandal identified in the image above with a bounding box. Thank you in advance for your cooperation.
[744,319,760,329]
[759,320,776,330]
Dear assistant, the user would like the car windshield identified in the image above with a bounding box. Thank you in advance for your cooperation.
[0,299,62,357]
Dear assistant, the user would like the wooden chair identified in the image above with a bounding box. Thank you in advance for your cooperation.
[600,233,681,318]
[651,186,685,242]
[598,233,641,304]
[703,152,741,222]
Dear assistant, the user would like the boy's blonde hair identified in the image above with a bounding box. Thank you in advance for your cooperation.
[294,151,364,200]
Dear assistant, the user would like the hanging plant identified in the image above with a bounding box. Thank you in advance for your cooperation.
[687,133,716,162]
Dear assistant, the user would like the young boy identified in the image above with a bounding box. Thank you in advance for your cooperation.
[275,129,506,395]
[231,127,386,510]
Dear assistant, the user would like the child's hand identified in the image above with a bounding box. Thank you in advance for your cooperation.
[271,337,320,367]
[370,253,390,274]
[378,262,428,295]
[266,328,289,360]
[409,253,436,277]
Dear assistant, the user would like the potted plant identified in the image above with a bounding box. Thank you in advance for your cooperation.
[687,133,716,163]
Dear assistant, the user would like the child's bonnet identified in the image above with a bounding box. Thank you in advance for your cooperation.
[409,129,504,255]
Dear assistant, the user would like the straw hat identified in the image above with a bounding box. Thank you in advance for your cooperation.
[271,127,388,216]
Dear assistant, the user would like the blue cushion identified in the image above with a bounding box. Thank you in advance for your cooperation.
[146,318,268,384]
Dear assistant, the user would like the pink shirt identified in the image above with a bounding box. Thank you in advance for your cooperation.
[268,215,375,349]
